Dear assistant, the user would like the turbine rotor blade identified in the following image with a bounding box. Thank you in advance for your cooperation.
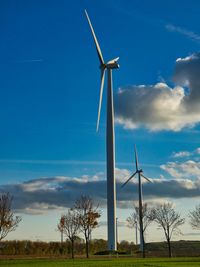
[96,68,105,132]
[85,10,104,65]
[121,171,137,188]
[134,144,139,171]
[141,173,152,183]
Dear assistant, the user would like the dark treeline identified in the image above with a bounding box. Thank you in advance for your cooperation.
[1,240,200,257]
[0,239,136,256]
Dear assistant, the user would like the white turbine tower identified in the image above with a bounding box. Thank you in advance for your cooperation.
[85,10,119,251]
[122,145,152,258]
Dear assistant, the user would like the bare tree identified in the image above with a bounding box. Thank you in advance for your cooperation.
[152,202,185,257]
[126,203,154,243]
[74,195,101,258]
[0,193,22,241]
[189,204,200,229]
[58,209,80,258]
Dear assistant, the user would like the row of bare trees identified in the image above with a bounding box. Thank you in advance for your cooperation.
[57,195,101,258]
[1,192,200,258]
[127,202,200,257]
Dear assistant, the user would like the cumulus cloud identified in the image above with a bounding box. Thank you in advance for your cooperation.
[1,166,200,214]
[161,147,200,186]
[161,160,200,179]
[115,168,131,182]
[0,175,107,215]
[195,148,200,154]
[115,52,200,131]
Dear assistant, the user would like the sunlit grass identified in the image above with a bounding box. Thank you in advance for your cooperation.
[0,257,200,267]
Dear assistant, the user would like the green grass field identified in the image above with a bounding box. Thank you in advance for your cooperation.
[0,258,200,267]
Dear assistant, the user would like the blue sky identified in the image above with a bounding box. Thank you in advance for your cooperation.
[1,0,200,242]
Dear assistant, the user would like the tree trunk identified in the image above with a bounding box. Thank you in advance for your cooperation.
[167,238,172,258]
[71,239,74,259]
[86,238,89,258]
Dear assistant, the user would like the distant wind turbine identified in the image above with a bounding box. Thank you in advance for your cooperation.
[85,10,119,251]
[122,145,152,258]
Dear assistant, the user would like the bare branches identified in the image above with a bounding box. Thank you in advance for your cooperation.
[57,209,80,258]
[0,192,22,241]
[74,195,101,258]
[75,195,101,235]
[126,203,154,233]
[152,202,185,257]
[189,204,200,229]
[62,209,80,242]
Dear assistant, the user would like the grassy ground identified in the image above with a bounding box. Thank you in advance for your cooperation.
[0,258,200,267]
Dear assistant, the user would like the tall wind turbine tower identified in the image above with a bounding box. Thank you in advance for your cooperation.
[85,10,119,251]
[122,145,152,258]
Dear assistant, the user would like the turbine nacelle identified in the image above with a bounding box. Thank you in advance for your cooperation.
[100,58,120,70]
[106,57,120,69]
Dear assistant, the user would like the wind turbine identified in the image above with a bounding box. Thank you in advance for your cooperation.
[85,10,119,251]
[122,145,152,258]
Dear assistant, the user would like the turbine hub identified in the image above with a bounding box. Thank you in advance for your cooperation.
[99,64,106,70]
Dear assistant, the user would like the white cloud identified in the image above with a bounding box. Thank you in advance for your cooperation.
[115,52,200,131]
[171,147,200,159]
[172,151,191,158]
[161,162,183,179]
[115,168,131,182]
[195,148,200,154]
[166,24,200,42]
[161,160,200,179]
[20,203,65,215]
